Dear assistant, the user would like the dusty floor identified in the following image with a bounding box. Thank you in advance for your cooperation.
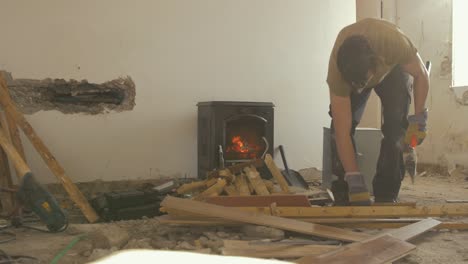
[1,170,467,264]
[394,169,468,264]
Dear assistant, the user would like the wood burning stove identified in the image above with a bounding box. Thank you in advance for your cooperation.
[197,101,274,178]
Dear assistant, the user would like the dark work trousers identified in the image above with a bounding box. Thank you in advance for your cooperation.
[329,65,412,201]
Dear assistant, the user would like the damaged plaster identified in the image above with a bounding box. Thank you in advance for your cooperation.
[440,129,468,171]
[1,71,135,115]
[450,85,468,106]
[439,55,452,78]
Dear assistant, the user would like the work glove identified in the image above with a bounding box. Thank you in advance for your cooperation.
[405,109,428,147]
[345,172,371,206]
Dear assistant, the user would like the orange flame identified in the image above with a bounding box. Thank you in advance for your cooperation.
[230,136,249,153]
[226,135,263,159]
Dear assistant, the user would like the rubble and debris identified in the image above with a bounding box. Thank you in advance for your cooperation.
[123,238,153,249]
[87,225,131,249]
[240,225,285,240]
[87,247,119,262]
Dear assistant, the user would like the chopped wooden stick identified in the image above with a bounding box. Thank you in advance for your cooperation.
[204,178,218,187]
[247,179,255,194]
[263,179,277,193]
[207,159,264,178]
[224,185,239,196]
[218,169,235,182]
[264,154,290,192]
[194,179,227,201]
[235,173,250,196]
[176,180,207,195]
[244,166,270,195]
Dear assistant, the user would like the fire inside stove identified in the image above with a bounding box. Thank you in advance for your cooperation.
[226,135,262,160]
[224,116,266,161]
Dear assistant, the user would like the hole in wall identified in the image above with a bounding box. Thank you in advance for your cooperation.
[1,71,135,115]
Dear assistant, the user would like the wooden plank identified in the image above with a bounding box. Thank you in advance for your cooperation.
[446,200,468,203]
[161,196,370,242]
[264,154,290,192]
[205,195,310,207]
[243,166,270,195]
[222,240,337,258]
[0,73,27,177]
[297,219,439,264]
[296,234,415,264]
[158,215,465,230]
[373,202,417,207]
[0,75,99,223]
[158,215,422,225]
[215,204,468,218]
[385,218,441,241]
[0,161,14,213]
[0,128,14,213]
[332,222,465,230]
[434,222,468,230]
[0,129,31,177]
[163,208,210,219]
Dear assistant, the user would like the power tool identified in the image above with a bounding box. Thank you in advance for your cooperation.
[404,135,418,184]
[0,129,67,232]
[16,172,67,231]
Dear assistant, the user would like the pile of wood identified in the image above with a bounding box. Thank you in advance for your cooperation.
[175,154,294,201]
[161,164,468,263]
[160,195,449,263]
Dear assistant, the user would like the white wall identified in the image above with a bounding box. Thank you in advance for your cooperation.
[385,0,468,169]
[0,0,355,183]
[452,0,468,87]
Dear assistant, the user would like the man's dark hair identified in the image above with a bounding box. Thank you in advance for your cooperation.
[337,35,376,86]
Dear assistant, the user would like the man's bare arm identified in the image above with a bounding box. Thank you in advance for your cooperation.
[402,52,429,114]
[330,92,359,173]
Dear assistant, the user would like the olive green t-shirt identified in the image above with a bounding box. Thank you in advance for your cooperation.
[327,18,417,96]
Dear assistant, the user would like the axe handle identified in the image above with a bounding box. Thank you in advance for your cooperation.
[0,128,31,178]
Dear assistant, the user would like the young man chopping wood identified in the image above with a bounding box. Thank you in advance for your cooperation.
[327,18,430,205]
